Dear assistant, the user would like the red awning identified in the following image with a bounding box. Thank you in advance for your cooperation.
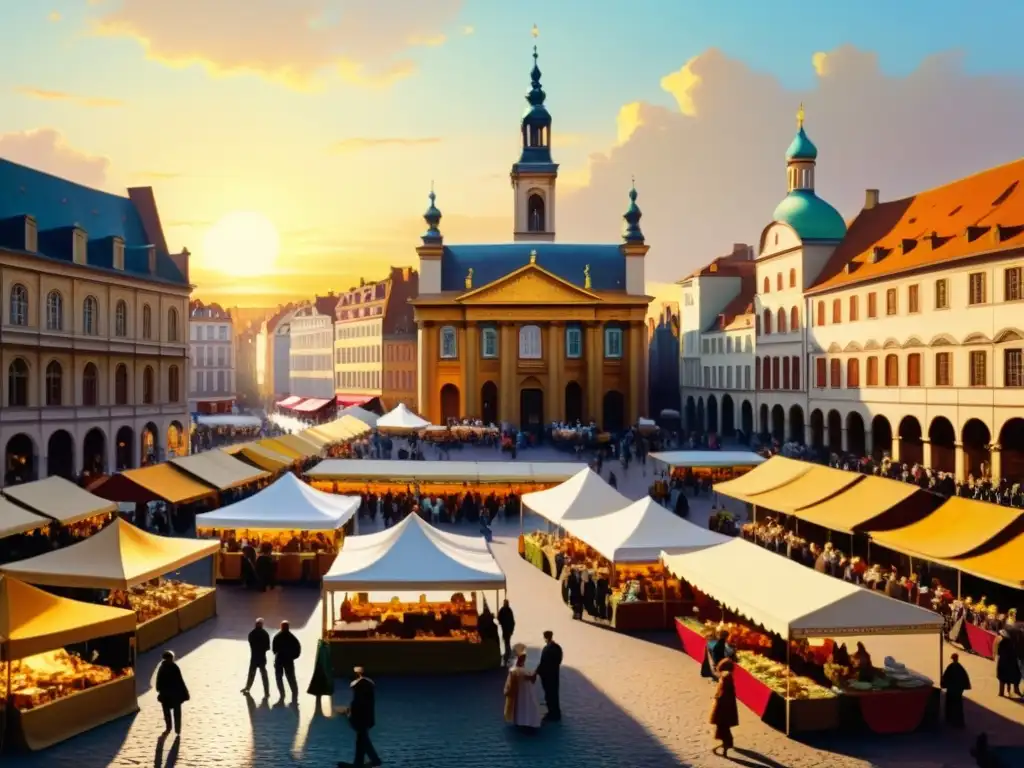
[277,396,303,407]
[336,395,372,407]
[293,397,332,413]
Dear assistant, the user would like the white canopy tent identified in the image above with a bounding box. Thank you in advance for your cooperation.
[195,414,262,428]
[562,497,730,563]
[339,405,379,427]
[307,459,581,484]
[521,468,631,525]
[649,450,766,469]
[195,472,359,531]
[376,403,430,431]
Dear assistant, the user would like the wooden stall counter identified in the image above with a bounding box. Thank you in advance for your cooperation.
[215,550,334,584]
[177,588,217,632]
[611,600,689,631]
[136,609,180,653]
[327,636,501,676]
[675,617,709,663]
[963,623,999,660]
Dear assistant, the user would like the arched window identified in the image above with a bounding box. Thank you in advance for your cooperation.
[9,284,28,326]
[83,296,98,335]
[755,358,761,389]
[167,307,179,342]
[46,290,63,331]
[832,299,842,324]
[885,354,899,386]
[907,353,922,387]
[776,308,787,334]
[772,357,780,388]
[791,356,800,389]
[763,277,770,294]
[8,358,28,406]
[115,300,128,337]
[142,305,152,339]
[527,193,546,232]
[782,357,791,389]
[518,324,542,359]
[830,359,841,388]
[816,301,825,326]
[45,360,62,405]
[866,356,879,386]
[762,357,771,390]
[439,325,457,359]
[847,358,860,388]
[142,365,155,404]
[82,362,99,406]
[114,363,129,405]
[776,273,783,291]
[790,306,799,330]
[168,365,180,402]
[789,268,796,288]
[762,309,772,335]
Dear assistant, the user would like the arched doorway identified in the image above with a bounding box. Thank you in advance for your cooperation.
[740,400,753,436]
[602,390,625,433]
[82,428,106,476]
[440,384,461,424]
[47,430,74,480]
[928,416,956,473]
[167,421,187,458]
[707,395,719,434]
[898,416,923,466]
[758,404,769,436]
[961,419,992,479]
[721,395,735,437]
[788,405,805,444]
[116,426,134,471]
[520,379,544,431]
[810,409,824,449]
[846,412,866,457]
[770,405,785,442]
[827,410,843,454]
[999,418,1024,483]
[5,433,36,485]
[141,422,159,466]
[564,382,583,425]
[696,398,706,434]
[480,381,498,425]
[685,396,697,432]
[871,415,893,460]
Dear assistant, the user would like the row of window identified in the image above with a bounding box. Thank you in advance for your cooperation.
[384,369,416,392]
[439,325,625,360]
[336,321,382,340]
[192,324,230,341]
[755,356,802,391]
[385,344,415,362]
[759,307,800,336]
[290,353,333,372]
[701,335,754,355]
[336,345,381,365]
[192,370,232,394]
[8,285,180,340]
[192,346,231,368]
[813,349,1024,389]
[292,330,332,349]
[7,360,178,407]
[702,365,752,390]
[335,369,381,390]
[762,269,798,294]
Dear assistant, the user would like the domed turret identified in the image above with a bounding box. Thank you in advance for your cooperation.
[786,104,818,160]
[622,180,644,243]
[421,187,442,245]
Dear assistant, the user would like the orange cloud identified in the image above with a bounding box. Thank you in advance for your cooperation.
[0,129,109,188]
[330,137,442,153]
[14,87,124,108]
[90,0,462,89]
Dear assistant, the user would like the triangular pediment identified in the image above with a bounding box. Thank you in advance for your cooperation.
[457,264,600,304]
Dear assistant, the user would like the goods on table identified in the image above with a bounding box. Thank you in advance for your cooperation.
[691,618,773,653]
[2,650,133,711]
[107,579,210,624]
[736,651,836,700]
[330,594,482,642]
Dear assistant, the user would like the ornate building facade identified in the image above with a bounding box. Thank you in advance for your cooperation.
[188,299,235,415]
[411,44,652,430]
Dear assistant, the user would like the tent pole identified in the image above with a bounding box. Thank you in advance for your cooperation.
[957,570,962,600]
[321,589,328,636]
[661,566,668,629]
[785,637,792,736]
[939,632,944,684]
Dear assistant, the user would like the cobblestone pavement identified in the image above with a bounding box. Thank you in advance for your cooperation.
[7,450,1024,767]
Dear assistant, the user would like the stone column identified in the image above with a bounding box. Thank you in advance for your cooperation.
[420,323,436,424]
[464,324,479,418]
[547,323,563,423]
[628,322,643,426]
[989,443,1001,483]
[921,438,932,469]
[954,441,966,483]
[499,323,516,424]
[586,323,603,424]
[891,436,901,463]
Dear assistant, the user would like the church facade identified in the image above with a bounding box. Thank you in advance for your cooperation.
[410,44,652,431]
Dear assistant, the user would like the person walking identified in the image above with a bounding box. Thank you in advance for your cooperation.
[536,630,563,721]
[155,651,190,736]
[337,666,381,768]
[709,658,739,757]
[995,629,1022,698]
[272,620,302,703]
[497,599,516,665]
[241,617,271,697]
[941,652,971,727]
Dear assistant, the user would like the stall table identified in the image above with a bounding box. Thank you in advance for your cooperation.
[962,622,999,660]
[327,634,500,675]
[135,587,217,652]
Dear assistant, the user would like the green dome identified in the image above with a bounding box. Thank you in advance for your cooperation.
[786,127,818,160]
[772,190,846,240]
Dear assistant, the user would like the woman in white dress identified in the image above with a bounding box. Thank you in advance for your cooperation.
[504,643,542,729]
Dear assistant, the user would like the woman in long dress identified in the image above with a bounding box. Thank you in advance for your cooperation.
[504,643,542,729]
[709,658,739,757]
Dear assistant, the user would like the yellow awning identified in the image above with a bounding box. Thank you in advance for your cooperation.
[298,428,333,448]
[171,451,270,490]
[3,476,116,525]
[222,443,245,455]
[870,497,1022,560]
[258,438,304,459]
[340,415,372,438]
[0,498,48,539]
[120,464,218,504]
[791,476,930,533]
[0,518,220,590]
[272,433,322,458]
[0,575,136,659]
[713,456,813,500]
[743,465,864,514]
[937,533,1024,589]
[230,443,293,471]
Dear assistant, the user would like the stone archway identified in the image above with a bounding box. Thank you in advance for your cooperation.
[810,409,824,449]
[789,405,805,444]
[685,396,697,432]
[564,381,583,425]
[846,412,867,457]
[871,415,893,460]
[758,404,769,437]
[721,394,735,437]
[141,421,159,466]
[827,410,843,454]
[999,418,1024,483]
[696,398,706,434]
[961,419,992,479]
[602,390,625,433]
[740,400,753,436]
[898,416,923,466]
[707,395,719,434]
[770,405,785,442]
[83,427,107,476]
[5,433,37,485]
[929,416,956,473]
[480,381,498,425]
[47,430,74,480]
[440,383,461,424]
[116,426,134,471]
[167,420,187,458]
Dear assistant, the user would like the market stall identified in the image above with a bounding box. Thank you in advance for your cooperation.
[170,450,270,494]
[339,405,380,428]
[0,498,48,541]
[0,519,219,653]
[223,442,295,472]
[321,513,505,675]
[663,539,943,735]
[196,473,359,583]
[3,476,117,535]
[87,463,218,507]
[376,403,430,432]
[0,575,137,751]
[194,414,262,428]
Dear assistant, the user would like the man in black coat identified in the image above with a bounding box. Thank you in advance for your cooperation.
[272,620,301,702]
[536,630,563,721]
[337,666,381,768]
[497,599,515,664]
[241,617,271,697]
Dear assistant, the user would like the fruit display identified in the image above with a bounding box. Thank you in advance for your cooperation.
[3,650,133,711]
[332,595,482,641]
[692,619,773,653]
[736,651,836,700]
[107,580,213,624]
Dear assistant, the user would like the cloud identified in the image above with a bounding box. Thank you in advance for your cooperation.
[14,87,125,108]
[90,0,463,89]
[558,46,1024,283]
[48,11,61,22]
[462,25,474,35]
[0,129,109,188]
[330,137,442,153]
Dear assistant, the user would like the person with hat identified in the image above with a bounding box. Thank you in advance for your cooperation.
[504,643,541,729]
[336,666,381,768]
[155,650,190,736]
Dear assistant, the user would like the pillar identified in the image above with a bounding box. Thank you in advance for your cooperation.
[419,323,436,424]
[891,436,901,463]
[989,443,1001,483]
[499,323,516,424]
[840,428,847,452]
[547,323,563,423]
[954,441,966,483]
[464,324,479,418]
[921,438,932,469]
[627,322,643,427]
[586,323,602,424]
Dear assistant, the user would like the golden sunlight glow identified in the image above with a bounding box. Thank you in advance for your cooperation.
[202,212,281,277]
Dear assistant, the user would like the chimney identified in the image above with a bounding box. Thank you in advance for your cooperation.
[864,189,880,209]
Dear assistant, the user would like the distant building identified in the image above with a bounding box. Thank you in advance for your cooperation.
[188,300,235,414]
[288,296,336,408]
[333,267,419,412]
[234,323,260,407]
[644,282,681,423]
[255,302,300,402]
[0,158,191,483]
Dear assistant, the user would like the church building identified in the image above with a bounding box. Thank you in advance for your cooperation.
[410,42,653,431]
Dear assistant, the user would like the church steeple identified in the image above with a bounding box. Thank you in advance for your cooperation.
[622,178,645,244]
[421,185,442,245]
[785,103,818,192]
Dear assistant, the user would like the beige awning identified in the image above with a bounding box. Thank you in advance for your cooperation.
[171,451,270,491]
[870,498,1022,560]
[789,476,932,533]
[0,498,49,539]
[298,428,333,448]
[740,465,864,515]
[258,438,305,459]
[712,455,813,500]
[3,476,116,525]
[224,443,294,471]
[271,433,323,458]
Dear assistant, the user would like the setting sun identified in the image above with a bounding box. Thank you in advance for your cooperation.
[201,212,281,277]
